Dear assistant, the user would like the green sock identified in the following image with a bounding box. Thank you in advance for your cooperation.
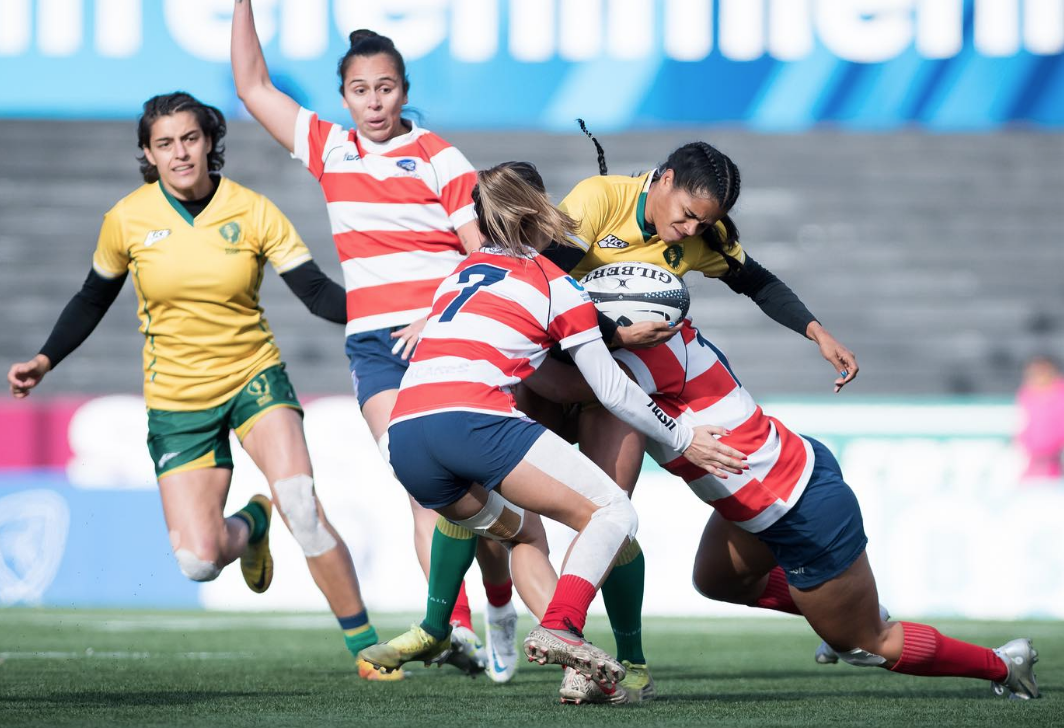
[420,517,478,641]
[233,501,268,543]
[343,625,379,656]
[602,539,646,664]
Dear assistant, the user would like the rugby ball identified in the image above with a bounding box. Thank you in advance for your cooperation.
[580,262,690,326]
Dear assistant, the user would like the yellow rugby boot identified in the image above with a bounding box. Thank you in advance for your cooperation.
[359,624,451,673]
[357,657,406,681]
[237,495,273,594]
[615,660,657,703]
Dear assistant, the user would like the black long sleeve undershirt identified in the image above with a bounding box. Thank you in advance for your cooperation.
[722,254,817,336]
[39,269,126,368]
[279,260,347,324]
[39,260,345,370]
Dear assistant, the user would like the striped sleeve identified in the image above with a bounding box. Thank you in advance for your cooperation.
[547,273,601,349]
[91,210,130,279]
[428,139,477,229]
[256,194,313,274]
[292,106,343,180]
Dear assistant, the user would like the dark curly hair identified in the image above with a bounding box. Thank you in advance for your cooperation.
[136,92,226,183]
[337,29,410,96]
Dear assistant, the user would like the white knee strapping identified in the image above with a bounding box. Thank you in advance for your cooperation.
[174,548,221,582]
[454,491,525,542]
[377,432,391,465]
[837,647,887,667]
[273,474,337,557]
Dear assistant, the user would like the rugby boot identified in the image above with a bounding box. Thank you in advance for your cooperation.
[238,494,273,594]
[992,638,1040,699]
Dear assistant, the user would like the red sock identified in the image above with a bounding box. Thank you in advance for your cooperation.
[752,567,801,615]
[890,622,1007,681]
[540,575,596,634]
[484,578,513,608]
[449,582,473,631]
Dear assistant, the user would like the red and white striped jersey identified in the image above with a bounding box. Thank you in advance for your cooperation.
[293,108,477,335]
[391,247,602,423]
[614,322,813,532]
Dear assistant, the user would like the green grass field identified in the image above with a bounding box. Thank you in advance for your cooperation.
[0,609,1058,727]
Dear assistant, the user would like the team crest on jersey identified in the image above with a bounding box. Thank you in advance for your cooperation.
[219,222,241,245]
[395,158,420,177]
[597,234,629,249]
[663,244,684,270]
[143,229,171,247]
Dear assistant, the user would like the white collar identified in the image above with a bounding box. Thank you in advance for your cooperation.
[355,119,422,154]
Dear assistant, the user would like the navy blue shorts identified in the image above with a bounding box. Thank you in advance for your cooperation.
[346,328,410,409]
[756,438,868,590]
[388,412,546,509]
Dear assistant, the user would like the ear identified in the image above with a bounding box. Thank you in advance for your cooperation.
[142,146,158,168]
[660,168,674,190]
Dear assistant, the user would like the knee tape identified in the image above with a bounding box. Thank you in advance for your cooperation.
[590,490,638,540]
[274,474,337,557]
[377,432,391,465]
[454,491,525,542]
[837,647,887,667]
[174,548,221,582]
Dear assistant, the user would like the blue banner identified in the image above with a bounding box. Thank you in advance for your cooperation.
[1,2,1062,129]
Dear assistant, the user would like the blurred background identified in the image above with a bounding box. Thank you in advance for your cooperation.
[1,1,1062,619]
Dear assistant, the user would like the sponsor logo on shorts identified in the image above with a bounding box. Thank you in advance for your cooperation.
[143,229,171,247]
[788,567,805,575]
[158,452,181,469]
[246,377,273,407]
[597,234,629,249]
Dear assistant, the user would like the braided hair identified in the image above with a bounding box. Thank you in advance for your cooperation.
[662,142,743,273]
[575,123,743,273]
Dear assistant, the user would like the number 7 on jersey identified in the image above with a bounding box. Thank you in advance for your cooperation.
[439,264,509,322]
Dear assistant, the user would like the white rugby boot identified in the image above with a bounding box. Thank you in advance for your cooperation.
[816,605,891,664]
[992,638,1040,700]
[559,666,615,705]
[484,601,519,683]
[523,621,625,685]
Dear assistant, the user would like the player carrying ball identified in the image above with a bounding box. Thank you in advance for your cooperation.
[358,162,747,691]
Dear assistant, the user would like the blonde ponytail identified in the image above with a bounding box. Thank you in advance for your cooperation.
[473,162,579,257]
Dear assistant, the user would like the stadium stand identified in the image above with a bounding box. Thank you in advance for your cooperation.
[2,120,1061,397]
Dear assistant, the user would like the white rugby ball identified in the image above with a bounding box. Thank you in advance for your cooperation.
[580,262,690,326]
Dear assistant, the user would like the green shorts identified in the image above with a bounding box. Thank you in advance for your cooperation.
[146,364,302,479]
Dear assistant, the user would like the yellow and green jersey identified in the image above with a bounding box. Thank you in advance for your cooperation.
[559,172,745,282]
[92,177,313,410]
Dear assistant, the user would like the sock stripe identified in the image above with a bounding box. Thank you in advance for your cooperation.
[436,516,476,540]
[614,539,642,567]
[338,611,369,631]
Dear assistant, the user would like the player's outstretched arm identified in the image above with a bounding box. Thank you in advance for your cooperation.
[569,338,746,475]
[8,269,127,398]
[7,355,51,398]
[231,0,299,153]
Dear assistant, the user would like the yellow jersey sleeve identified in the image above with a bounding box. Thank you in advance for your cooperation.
[694,221,747,279]
[256,195,313,274]
[558,176,612,252]
[91,210,130,279]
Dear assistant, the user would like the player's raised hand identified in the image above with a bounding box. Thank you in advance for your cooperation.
[807,322,858,393]
[7,354,52,398]
[613,320,678,349]
[682,425,747,477]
